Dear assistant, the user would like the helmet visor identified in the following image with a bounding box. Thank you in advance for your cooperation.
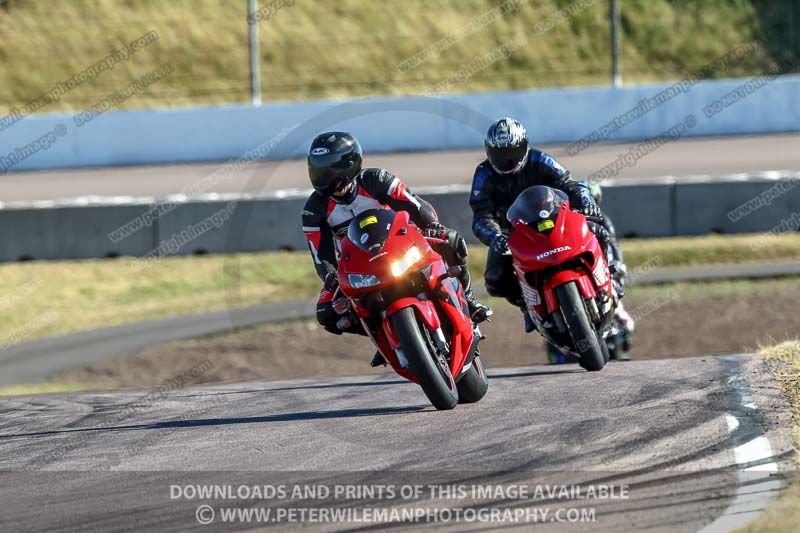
[488,143,528,173]
[330,178,355,197]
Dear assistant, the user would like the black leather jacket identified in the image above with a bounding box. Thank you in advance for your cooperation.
[469,149,593,246]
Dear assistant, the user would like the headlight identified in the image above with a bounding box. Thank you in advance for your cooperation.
[390,246,423,278]
[347,273,381,289]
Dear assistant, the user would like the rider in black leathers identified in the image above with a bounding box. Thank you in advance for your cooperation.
[469,117,609,331]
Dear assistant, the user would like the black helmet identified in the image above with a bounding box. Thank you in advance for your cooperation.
[485,117,530,175]
[308,131,363,204]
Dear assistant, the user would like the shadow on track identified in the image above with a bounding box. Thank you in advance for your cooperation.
[175,377,409,399]
[488,368,583,379]
[175,367,577,399]
[0,405,426,439]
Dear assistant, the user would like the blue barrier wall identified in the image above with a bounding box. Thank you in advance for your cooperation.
[1,75,799,172]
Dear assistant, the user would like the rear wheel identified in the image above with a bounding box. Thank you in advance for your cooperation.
[555,282,606,371]
[391,307,459,410]
[457,353,488,403]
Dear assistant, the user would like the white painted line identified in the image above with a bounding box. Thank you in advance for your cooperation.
[698,357,782,533]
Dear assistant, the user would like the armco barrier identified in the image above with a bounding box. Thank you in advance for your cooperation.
[0,175,798,262]
[1,75,799,171]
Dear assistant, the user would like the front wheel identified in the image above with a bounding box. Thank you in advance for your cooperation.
[555,282,606,371]
[457,353,488,403]
[391,307,459,410]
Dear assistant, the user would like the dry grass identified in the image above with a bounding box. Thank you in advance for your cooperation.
[1,232,799,346]
[620,233,800,269]
[739,341,800,532]
[0,251,315,344]
[0,0,784,112]
[36,277,800,392]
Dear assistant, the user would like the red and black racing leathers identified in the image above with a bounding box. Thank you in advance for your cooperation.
[302,168,472,334]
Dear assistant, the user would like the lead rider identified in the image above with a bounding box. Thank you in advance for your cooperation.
[302,131,492,366]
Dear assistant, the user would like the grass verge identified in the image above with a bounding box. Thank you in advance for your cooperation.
[0,383,97,396]
[620,233,800,270]
[739,341,800,532]
[25,277,800,394]
[1,232,799,345]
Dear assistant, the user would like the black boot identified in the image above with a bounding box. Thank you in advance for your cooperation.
[455,266,492,323]
[370,351,387,367]
[465,288,492,324]
[520,305,536,333]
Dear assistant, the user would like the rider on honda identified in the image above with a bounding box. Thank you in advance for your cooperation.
[302,131,492,367]
[469,117,618,332]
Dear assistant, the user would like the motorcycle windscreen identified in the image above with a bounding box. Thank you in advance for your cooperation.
[347,208,396,254]
[506,186,569,233]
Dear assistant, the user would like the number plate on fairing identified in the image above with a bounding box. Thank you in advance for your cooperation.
[521,283,540,306]
[593,259,609,285]
[520,283,544,324]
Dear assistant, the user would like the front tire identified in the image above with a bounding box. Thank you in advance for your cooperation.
[457,353,488,403]
[555,282,606,371]
[391,307,459,410]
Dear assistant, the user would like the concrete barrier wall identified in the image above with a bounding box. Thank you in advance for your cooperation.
[2,75,799,172]
[1,176,797,262]
[156,197,308,255]
[0,203,157,262]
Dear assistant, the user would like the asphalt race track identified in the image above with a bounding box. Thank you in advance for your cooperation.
[0,355,793,532]
[2,134,799,202]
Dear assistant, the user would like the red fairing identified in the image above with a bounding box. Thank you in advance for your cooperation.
[542,272,597,314]
[385,298,441,331]
[508,199,613,324]
[338,210,438,297]
[508,200,597,272]
[337,210,477,384]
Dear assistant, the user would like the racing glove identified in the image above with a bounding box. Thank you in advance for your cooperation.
[423,221,449,243]
[323,263,339,292]
[581,202,603,219]
[425,222,469,263]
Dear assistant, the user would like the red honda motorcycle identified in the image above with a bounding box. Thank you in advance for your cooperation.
[336,208,488,410]
[506,186,617,371]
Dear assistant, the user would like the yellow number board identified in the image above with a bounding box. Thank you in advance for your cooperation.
[359,215,378,229]
[537,219,555,231]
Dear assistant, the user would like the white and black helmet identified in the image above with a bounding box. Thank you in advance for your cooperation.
[484,117,530,175]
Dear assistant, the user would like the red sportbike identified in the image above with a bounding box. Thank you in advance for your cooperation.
[507,186,617,371]
[336,208,488,410]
